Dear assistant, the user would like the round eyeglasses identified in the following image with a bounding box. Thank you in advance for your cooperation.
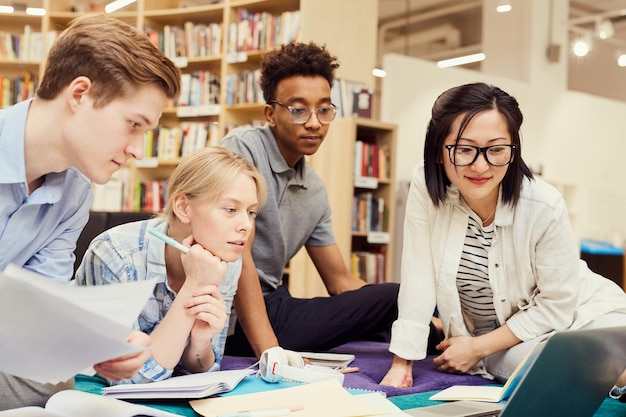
[270,100,338,125]
[445,144,516,167]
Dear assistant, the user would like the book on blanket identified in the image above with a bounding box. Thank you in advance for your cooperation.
[101,368,253,399]
[0,390,180,417]
[295,351,355,369]
[429,338,548,403]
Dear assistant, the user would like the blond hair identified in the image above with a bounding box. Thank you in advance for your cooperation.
[37,14,180,107]
[162,146,267,224]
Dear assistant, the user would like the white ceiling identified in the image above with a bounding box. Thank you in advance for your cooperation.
[377,0,626,102]
[377,0,626,53]
[378,0,626,22]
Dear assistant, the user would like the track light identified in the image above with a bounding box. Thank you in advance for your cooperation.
[596,19,615,40]
[25,7,45,16]
[372,68,386,78]
[572,37,591,57]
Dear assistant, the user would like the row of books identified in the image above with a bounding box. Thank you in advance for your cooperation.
[178,71,220,108]
[94,174,168,213]
[143,122,220,161]
[92,167,131,212]
[0,73,37,107]
[351,251,386,284]
[330,79,373,119]
[224,119,266,136]
[354,140,391,181]
[227,9,301,53]
[133,180,168,213]
[146,22,222,60]
[0,27,57,63]
[224,68,263,105]
[352,193,388,233]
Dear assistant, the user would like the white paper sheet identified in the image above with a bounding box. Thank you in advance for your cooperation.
[190,379,389,417]
[0,264,155,384]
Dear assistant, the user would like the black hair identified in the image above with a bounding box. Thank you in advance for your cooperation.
[260,41,340,103]
[424,82,534,206]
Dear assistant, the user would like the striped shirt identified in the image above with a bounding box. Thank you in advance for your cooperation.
[457,214,498,334]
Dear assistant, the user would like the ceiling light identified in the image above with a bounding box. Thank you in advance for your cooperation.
[25,7,45,16]
[437,53,486,68]
[372,68,386,78]
[616,51,626,67]
[572,38,590,57]
[105,0,136,13]
[596,19,615,40]
[496,0,512,13]
[0,5,14,13]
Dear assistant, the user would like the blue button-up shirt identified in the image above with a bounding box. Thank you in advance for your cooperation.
[74,218,241,384]
[0,99,92,282]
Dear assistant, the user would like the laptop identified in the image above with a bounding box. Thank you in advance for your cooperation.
[404,326,626,417]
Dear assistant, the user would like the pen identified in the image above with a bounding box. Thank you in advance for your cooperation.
[339,366,360,374]
[148,228,189,253]
[216,404,304,417]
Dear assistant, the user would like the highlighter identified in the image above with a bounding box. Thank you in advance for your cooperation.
[148,228,189,253]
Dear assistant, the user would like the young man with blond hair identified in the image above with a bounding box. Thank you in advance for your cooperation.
[0,14,180,409]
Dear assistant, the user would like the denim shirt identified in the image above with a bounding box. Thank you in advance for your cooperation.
[74,218,241,384]
[390,164,626,364]
[0,99,92,282]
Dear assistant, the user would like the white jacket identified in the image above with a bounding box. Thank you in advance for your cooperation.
[390,164,626,361]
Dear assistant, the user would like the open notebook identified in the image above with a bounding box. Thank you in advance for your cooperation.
[429,337,547,403]
[0,390,179,417]
[102,368,252,399]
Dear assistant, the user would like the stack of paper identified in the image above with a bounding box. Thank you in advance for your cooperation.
[190,379,403,417]
[296,351,355,369]
[0,264,155,384]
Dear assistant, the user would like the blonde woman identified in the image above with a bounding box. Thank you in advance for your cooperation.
[75,146,267,384]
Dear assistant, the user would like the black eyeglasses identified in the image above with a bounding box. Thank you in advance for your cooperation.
[270,101,338,124]
[445,144,516,167]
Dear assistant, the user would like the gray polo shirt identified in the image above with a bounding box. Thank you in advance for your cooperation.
[221,124,335,293]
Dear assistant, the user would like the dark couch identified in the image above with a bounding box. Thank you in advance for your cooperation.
[73,211,155,275]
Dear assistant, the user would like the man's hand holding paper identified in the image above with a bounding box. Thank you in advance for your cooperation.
[0,264,156,384]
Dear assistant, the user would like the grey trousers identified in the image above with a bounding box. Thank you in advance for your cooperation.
[0,373,74,410]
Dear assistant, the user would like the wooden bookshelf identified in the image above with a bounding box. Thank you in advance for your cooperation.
[0,0,382,295]
[290,118,398,297]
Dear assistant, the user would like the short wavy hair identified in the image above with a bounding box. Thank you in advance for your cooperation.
[260,41,340,103]
[37,14,180,107]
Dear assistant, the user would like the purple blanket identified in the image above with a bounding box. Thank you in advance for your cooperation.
[221,340,491,397]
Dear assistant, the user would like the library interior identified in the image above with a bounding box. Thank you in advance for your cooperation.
[1,0,626,416]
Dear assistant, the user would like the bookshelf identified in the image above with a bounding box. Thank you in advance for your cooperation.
[289,118,398,297]
[0,0,381,295]
[0,12,43,107]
